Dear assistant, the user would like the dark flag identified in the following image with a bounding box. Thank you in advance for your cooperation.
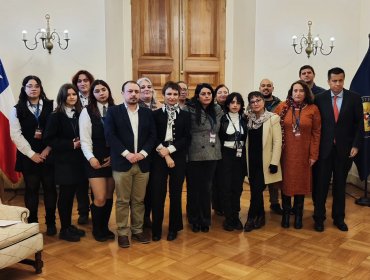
[350,34,370,181]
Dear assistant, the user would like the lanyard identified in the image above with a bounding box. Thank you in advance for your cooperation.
[69,112,79,138]
[29,100,41,127]
[291,107,302,130]
[226,113,242,141]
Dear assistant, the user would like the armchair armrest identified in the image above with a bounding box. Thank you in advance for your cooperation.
[0,204,29,222]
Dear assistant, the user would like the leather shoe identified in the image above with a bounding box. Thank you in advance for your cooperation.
[234,218,244,230]
[200,225,209,232]
[152,235,161,242]
[167,231,177,241]
[132,232,150,244]
[270,203,283,215]
[118,235,130,248]
[334,221,348,231]
[244,218,255,232]
[192,224,200,233]
[222,220,234,232]
[46,225,57,236]
[314,221,324,232]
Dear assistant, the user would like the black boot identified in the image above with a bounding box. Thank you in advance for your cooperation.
[294,195,304,229]
[45,208,57,236]
[281,194,291,228]
[91,204,108,242]
[103,199,115,239]
[254,215,266,229]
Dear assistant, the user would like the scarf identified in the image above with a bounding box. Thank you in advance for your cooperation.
[165,103,179,126]
[247,109,274,129]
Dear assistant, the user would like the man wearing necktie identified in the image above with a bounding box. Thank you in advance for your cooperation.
[313,67,364,232]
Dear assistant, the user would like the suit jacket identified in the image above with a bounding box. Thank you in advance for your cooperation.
[314,89,364,159]
[152,108,191,159]
[104,103,156,172]
[184,104,223,161]
[246,114,282,184]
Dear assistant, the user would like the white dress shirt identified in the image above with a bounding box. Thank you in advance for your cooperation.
[79,103,107,161]
[121,104,148,158]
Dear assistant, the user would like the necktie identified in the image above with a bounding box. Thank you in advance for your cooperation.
[103,105,107,118]
[333,95,339,122]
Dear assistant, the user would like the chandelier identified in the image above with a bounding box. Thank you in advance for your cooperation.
[291,21,335,58]
[22,14,70,54]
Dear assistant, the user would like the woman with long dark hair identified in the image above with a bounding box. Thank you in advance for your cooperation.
[79,80,115,242]
[219,92,247,231]
[184,83,223,233]
[10,75,57,235]
[44,83,86,242]
[275,80,321,229]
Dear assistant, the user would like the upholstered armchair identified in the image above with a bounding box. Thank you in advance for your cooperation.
[0,199,43,273]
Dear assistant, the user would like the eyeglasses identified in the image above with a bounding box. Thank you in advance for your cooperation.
[249,98,263,105]
[25,84,40,89]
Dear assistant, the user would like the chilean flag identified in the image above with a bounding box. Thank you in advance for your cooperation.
[0,59,22,185]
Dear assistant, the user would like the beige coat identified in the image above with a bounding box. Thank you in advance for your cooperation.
[246,114,282,184]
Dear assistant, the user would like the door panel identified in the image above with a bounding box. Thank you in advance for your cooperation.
[132,0,225,100]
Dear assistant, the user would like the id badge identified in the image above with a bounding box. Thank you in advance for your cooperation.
[294,129,301,137]
[210,132,216,143]
[236,148,242,157]
[34,128,43,139]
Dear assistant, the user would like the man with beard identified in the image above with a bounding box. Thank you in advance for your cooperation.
[299,65,326,95]
[259,79,283,215]
[105,80,156,248]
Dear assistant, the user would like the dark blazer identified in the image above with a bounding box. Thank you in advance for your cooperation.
[104,103,156,172]
[152,108,191,159]
[314,89,364,159]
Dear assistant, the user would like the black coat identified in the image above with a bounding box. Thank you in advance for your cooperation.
[44,111,86,185]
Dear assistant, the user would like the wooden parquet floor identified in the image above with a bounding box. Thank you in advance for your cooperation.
[1,183,370,279]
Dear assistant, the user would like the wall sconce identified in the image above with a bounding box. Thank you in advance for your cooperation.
[22,14,70,54]
[292,21,334,58]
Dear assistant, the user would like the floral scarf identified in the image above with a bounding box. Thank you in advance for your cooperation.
[247,109,274,130]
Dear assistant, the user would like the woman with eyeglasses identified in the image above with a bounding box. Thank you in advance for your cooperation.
[184,83,223,233]
[218,92,247,231]
[79,80,116,242]
[244,91,282,232]
[44,84,87,242]
[274,80,321,229]
[10,75,57,236]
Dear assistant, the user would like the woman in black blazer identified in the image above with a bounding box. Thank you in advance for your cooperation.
[79,80,115,242]
[9,75,57,236]
[150,81,191,241]
[218,92,247,231]
[44,83,87,242]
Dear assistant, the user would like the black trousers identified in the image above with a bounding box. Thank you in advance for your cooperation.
[150,154,186,236]
[313,145,353,223]
[187,160,217,226]
[59,184,79,230]
[220,148,246,221]
[247,168,266,219]
[23,164,57,225]
[76,179,90,216]
[211,160,223,212]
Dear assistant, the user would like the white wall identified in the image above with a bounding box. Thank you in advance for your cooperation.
[0,0,106,100]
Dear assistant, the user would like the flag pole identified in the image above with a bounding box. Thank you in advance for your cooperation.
[355,33,370,207]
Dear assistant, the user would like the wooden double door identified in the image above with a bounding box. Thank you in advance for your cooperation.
[132,0,226,98]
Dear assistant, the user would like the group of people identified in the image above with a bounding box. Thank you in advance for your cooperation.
[9,64,364,249]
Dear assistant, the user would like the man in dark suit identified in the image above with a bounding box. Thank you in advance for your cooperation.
[105,80,156,248]
[313,67,364,232]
